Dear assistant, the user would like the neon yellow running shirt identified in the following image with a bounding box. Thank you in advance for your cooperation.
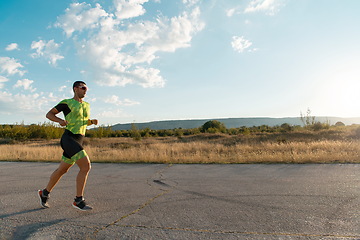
[54,98,90,135]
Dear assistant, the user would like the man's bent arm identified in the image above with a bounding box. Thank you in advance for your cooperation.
[46,108,67,126]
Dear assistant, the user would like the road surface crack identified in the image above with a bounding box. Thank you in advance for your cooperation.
[92,164,174,237]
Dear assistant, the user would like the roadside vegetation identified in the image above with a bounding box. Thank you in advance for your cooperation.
[0,119,334,142]
[1,116,360,163]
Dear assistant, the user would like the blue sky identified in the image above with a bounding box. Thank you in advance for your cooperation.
[1,0,360,125]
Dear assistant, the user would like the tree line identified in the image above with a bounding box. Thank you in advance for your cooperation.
[0,119,339,142]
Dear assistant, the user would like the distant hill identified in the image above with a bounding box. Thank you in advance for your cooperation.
[111,117,360,130]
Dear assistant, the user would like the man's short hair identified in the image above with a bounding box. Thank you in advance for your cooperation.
[73,81,86,91]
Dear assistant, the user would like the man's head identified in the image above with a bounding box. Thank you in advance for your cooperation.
[73,81,87,99]
[73,81,86,91]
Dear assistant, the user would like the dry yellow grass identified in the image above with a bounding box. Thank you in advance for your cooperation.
[1,132,359,163]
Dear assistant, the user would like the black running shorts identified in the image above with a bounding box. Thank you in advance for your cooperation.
[60,129,88,165]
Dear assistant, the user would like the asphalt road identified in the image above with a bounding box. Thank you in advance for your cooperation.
[0,162,359,240]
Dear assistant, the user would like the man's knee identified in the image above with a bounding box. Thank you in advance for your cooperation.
[84,162,91,173]
[78,157,91,173]
[57,165,71,175]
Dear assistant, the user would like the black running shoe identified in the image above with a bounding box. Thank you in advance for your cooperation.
[38,190,49,208]
[72,198,93,211]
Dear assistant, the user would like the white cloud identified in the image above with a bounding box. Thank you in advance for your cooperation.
[132,66,165,88]
[231,36,253,53]
[30,39,64,66]
[183,0,200,7]
[0,91,12,105]
[13,79,37,92]
[244,0,285,15]
[104,95,140,106]
[5,43,19,51]
[0,90,52,115]
[114,0,148,20]
[0,76,9,89]
[0,57,26,76]
[48,92,55,99]
[153,7,204,52]
[122,98,140,106]
[96,109,132,118]
[56,1,204,88]
[86,97,97,103]
[59,85,67,92]
[248,48,259,52]
[226,8,236,17]
[55,2,109,37]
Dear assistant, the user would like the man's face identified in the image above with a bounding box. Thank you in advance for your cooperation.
[75,84,87,98]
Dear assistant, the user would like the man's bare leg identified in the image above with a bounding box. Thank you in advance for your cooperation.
[75,156,91,197]
[46,161,73,192]
[72,156,92,211]
[38,161,72,208]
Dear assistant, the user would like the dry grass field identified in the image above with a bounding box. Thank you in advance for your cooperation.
[1,128,360,164]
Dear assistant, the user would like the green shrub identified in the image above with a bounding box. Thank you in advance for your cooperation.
[280,123,293,132]
[201,120,226,133]
[311,121,330,131]
[130,123,142,141]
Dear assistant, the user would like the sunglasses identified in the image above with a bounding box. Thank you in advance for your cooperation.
[77,86,87,90]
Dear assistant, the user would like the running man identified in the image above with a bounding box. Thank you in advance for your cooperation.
[38,81,98,211]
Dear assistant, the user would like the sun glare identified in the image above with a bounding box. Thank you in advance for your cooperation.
[315,63,360,117]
